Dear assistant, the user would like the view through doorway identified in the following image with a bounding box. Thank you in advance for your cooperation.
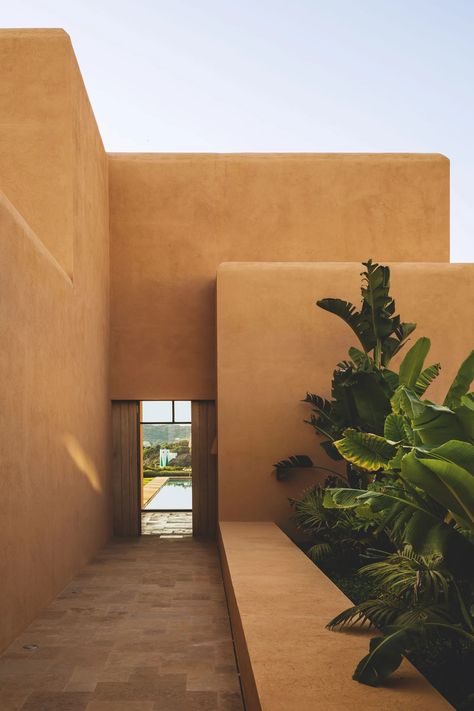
[140,400,192,537]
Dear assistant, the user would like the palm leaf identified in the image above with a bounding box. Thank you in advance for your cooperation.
[307,542,333,562]
[303,392,334,423]
[327,598,402,631]
[395,605,454,626]
[415,363,441,396]
[358,547,451,602]
[274,454,313,469]
[274,454,313,480]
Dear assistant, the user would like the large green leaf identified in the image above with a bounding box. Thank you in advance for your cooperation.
[334,430,396,471]
[456,396,474,440]
[391,388,470,445]
[391,386,426,420]
[398,337,431,388]
[427,440,474,472]
[401,450,474,531]
[323,486,471,558]
[419,463,474,530]
[350,373,392,434]
[352,623,474,687]
[412,402,469,445]
[444,350,474,409]
[384,413,406,443]
[352,631,406,686]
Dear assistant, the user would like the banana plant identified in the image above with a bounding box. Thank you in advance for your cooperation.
[325,342,474,554]
[317,259,416,368]
[274,261,429,482]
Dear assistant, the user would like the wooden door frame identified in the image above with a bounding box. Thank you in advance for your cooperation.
[192,400,217,538]
[111,400,141,536]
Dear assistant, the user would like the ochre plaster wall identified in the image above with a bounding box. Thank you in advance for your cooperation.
[0,30,82,276]
[217,262,474,530]
[0,31,110,652]
[109,153,449,400]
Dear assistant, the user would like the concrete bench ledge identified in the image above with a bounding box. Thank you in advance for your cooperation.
[219,521,451,711]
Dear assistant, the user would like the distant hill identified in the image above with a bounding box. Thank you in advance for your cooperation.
[142,423,191,446]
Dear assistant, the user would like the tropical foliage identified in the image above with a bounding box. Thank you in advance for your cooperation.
[327,546,474,687]
[282,261,474,702]
[326,343,474,556]
[276,260,425,484]
[290,483,387,563]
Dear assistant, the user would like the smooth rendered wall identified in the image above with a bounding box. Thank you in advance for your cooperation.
[109,153,449,400]
[0,30,77,276]
[0,31,110,651]
[217,262,474,530]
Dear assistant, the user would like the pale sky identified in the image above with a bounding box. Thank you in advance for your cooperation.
[2,0,473,261]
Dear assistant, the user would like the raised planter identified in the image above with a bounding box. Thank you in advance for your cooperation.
[219,521,451,711]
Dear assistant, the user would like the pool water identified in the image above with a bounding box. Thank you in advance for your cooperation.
[145,478,192,511]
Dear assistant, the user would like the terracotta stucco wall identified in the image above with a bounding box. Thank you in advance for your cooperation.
[0,30,80,276]
[109,153,449,400]
[0,31,111,652]
[217,262,473,530]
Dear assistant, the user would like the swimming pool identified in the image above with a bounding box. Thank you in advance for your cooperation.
[145,478,192,511]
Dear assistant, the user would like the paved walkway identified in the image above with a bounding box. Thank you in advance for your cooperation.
[0,537,244,711]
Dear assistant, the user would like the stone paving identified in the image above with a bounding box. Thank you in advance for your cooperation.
[0,537,244,711]
[141,512,193,537]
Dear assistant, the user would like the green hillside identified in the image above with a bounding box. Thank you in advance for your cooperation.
[142,423,191,446]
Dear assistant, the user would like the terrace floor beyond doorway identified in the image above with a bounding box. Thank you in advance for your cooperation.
[142,512,193,537]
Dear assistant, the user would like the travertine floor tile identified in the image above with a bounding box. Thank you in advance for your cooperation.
[0,538,243,711]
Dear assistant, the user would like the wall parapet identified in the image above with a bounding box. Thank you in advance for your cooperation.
[219,521,451,710]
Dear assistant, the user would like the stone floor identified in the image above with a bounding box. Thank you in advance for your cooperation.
[0,537,244,711]
[141,512,193,538]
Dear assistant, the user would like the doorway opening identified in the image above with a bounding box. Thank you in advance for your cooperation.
[140,400,192,537]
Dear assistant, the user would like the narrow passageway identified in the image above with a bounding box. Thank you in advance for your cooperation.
[0,538,244,711]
